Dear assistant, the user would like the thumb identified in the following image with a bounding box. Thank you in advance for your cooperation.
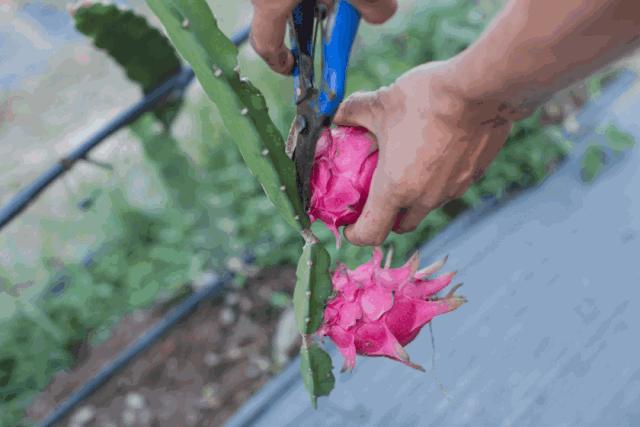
[344,170,400,247]
[333,91,384,134]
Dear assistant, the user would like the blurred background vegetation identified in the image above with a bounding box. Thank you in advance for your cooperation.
[0,0,633,424]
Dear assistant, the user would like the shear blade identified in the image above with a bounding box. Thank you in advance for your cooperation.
[293,123,324,211]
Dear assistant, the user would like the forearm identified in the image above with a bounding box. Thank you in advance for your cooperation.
[450,0,640,118]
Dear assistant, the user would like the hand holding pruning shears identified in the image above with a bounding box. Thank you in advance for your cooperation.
[250,0,397,75]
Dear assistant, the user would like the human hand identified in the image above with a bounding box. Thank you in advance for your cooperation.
[333,60,533,246]
[250,0,398,74]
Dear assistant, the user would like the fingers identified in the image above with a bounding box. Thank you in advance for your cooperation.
[250,0,396,74]
[350,0,398,24]
[250,2,295,74]
[393,203,432,234]
[345,175,400,246]
[333,91,385,133]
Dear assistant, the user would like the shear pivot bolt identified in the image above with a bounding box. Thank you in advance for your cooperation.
[280,185,286,191]
[212,65,222,77]
[261,149,269,156]
[181,18,189,29]
[240,107,249,116]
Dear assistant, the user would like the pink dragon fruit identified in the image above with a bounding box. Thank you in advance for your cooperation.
[309,126,379,246]
[318,248,465,372]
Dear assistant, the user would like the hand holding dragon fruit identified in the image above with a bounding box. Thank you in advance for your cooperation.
[318,248,465,371]
[309,126,466,371]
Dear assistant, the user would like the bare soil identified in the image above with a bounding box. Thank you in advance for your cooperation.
[27,266,299,427]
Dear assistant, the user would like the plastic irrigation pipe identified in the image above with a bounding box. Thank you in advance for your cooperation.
[0,25,251,231]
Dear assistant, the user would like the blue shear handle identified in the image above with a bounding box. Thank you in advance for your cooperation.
[318,0,361,118]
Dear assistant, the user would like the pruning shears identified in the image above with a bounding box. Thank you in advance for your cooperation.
[285,0,361,210]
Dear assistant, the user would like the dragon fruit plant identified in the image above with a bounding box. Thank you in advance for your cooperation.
[148,0,466,407]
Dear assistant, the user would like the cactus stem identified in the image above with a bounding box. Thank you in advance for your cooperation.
[181,18,189,28]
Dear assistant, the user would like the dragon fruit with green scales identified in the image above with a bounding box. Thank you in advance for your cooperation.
[318,247,465,371]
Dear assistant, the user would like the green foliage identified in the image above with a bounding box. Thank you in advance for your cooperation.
[146,0,308,230]
[72,1,183,126]
[270,291,291,309]
[300,341,335,408]
[581,124,635,183]
[581,144,605,183]
[604,124,635,153]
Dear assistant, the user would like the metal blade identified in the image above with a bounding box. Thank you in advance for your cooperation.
[293,120,325,211]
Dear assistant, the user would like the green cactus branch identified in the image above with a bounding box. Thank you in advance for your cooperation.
[146,0,309,230]
[300,339,336,409]
[72,1,183,126]
[294,236,335,403]
[130,114,201,210]
[294,237,333,334]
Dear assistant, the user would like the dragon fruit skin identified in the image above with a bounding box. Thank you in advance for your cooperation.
[309,126,379,246]
[317,248,465,372]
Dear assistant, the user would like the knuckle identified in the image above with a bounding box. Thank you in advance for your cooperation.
[398,223,417,234]
[472,167,486,182]
[359,0,397,24]
[249,35,268,57]
[369,90,389,114]
[369,235,386,246]
[387,0,399,17]
[386,179,420,202]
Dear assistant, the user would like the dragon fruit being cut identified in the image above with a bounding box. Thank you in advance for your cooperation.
[308,126,379,246]
[318,248,466,372]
